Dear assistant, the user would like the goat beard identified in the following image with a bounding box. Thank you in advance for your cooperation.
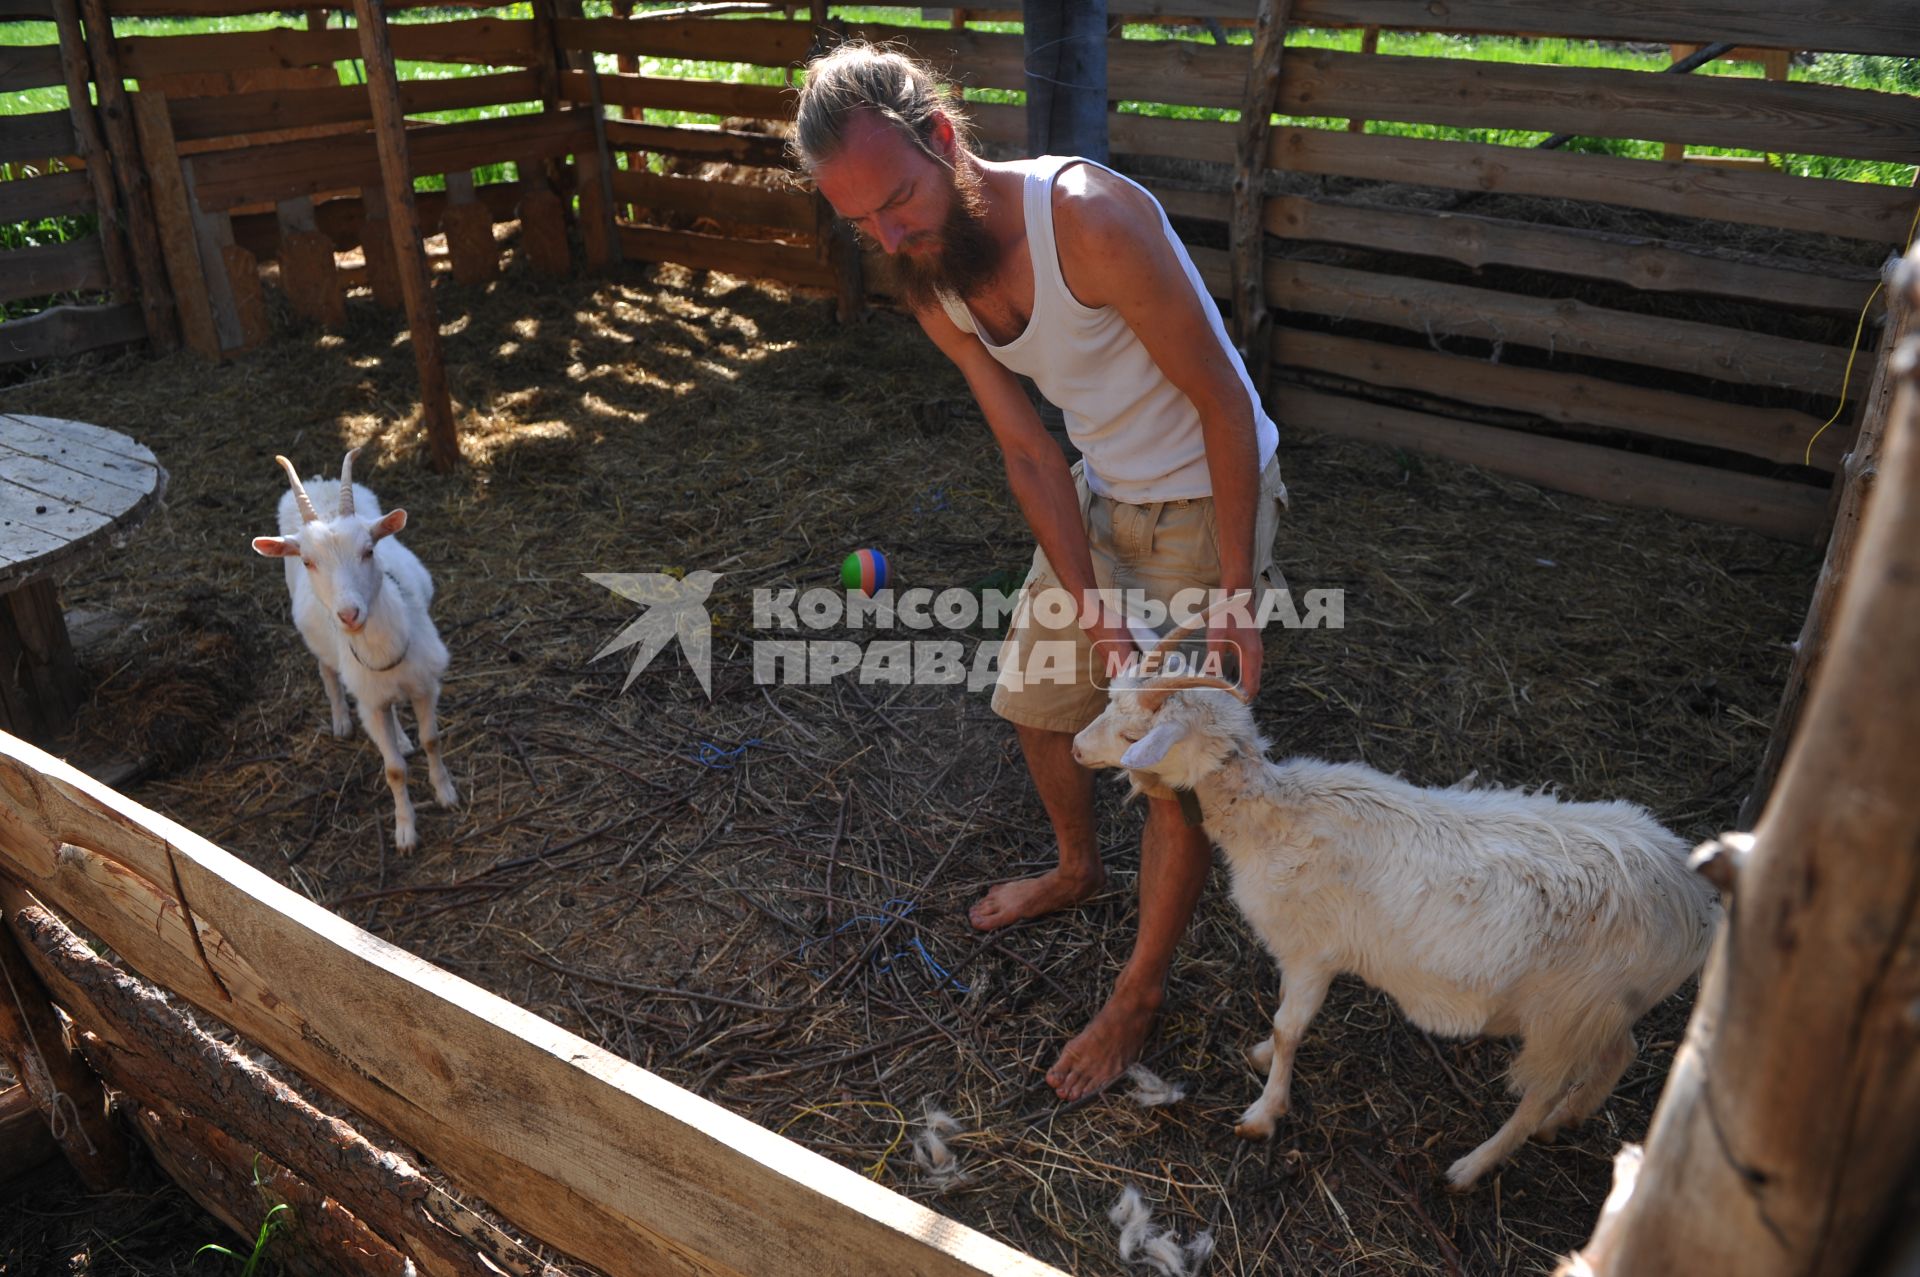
[890,157,1001,313]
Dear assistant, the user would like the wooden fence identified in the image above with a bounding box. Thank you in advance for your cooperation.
[3,1,1916,510]
[0,730,1065,1276]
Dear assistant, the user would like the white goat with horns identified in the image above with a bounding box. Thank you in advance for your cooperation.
[1072,597,1720,1190]
[253,450,459,852]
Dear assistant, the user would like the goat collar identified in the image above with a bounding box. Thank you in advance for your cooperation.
[1176,787,1205,828]
[346,570,409,673]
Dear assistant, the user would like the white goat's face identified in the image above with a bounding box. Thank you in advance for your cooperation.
[1072,684,1255,792]
[255,512,404,631]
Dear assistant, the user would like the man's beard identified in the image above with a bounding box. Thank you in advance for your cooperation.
[891,159,1001,313]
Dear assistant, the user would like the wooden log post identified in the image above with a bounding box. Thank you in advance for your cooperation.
[0,579,84,743]
[359,185,405,310]
[1345,25,1377,132]
[72,0,179,352]
[1739,212,1920,830]
[277,196,347,327]
[551,0,620,269]
[48,0,134,312]
[0,892,128,1192]
[134,1100,414,1277]
[348,0,461,472]
[5,896,556,1277]
[1229,0,1291,393]
[1559,242,1920,1277]
[129,91,220,359]
[440,171,500,286]
[516,156,572,276]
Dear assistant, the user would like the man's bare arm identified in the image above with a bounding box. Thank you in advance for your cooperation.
[912,303,1128,645]
[1052,167,1267,687]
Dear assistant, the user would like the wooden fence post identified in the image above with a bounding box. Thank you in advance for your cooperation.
[130,90,221,359]
[348,0,461,472]
[1560,242,1920,1277]
[1229,0,1291,392]
[0,890,128,1192]
[71,0,179,352]
[48,0,133,311]
[552,0,621,269]
[1739,176,1920,828]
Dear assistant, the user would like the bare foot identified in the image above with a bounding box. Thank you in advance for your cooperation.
[1045,986,1162,1101]
[968,865,1105,931]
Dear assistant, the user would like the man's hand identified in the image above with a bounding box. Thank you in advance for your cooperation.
[1210,608,1263,698]
[1086,601,1139,689]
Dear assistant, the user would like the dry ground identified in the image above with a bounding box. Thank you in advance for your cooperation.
[0,253,1819,1275]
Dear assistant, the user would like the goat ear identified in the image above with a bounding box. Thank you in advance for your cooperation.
[370,508,408,541]
[1125,617,1164,653]
[252,535,299,558]
[1120,720,1185,770]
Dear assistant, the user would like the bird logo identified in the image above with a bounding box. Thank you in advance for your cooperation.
[587,570,722,697]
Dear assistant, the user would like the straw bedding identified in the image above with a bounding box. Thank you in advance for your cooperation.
[0,246,1819,1274]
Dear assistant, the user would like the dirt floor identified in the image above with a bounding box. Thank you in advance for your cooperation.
[0,250,1820,1275]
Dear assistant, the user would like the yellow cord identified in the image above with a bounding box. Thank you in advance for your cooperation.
[778,1099,909,1180]
[1804,190,1920,467]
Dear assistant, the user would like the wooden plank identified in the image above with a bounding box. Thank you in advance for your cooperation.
[165,71,542,143]
[1275,384,1830,540]
[1273,48,1920,164]
[0,238,110,304]
[0,0,55,17]
[0,303,145,367]
[7,905,553,1277]
[568,69,793,121]
[0,45,64,94]
[1247,255,1853,395]
[131,1101,416,1277]
[351,0,459,473]
[1261,194,1882,314]
[228,180,526,259]
[115,18,538,80]
[611,169,814,235]
[77,0,181,351]
[620,224,837,288]
[0,111,77,168]
[0,171,94,225]
[0,735,1066,1277]
[603,118,790,168]
[1284,0,1920,58]
[515,161,571,276]
[107,0,507,13]
[185,182,245,350]
[131,91,221,359]
[1273,327,1847,470]
[221,242,269,348]
[189,112,589,213]
[556,14,811,66]
[1270,127,1920,246]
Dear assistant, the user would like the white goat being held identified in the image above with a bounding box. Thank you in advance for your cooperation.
[1071,606,1720,1190]
[253,451,459,852]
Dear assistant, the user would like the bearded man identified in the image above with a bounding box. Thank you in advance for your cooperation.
[795,43,1288,1101]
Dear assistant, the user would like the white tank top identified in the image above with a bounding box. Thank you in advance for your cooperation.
[939,155,1278,503]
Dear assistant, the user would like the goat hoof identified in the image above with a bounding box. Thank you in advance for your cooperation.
[1443,1158,1485,1192]
[435,780,460,808]
[1246,1039,1275,1071]
[1233,1110,1278,1140]
[395,827,418,854]
[331,719,353,738]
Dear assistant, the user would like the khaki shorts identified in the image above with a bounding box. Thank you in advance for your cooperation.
[989,454,1289,734]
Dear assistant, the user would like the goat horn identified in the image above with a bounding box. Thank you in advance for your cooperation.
[338,447,360,517]
[1138,672,1251,704]
[275,455,321,524]
[1135,588,1254,678]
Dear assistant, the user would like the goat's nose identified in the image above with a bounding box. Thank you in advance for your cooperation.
[337,606,362,628]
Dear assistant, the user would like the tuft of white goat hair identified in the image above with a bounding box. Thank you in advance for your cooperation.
[1108,1186,1215,1276]
[1124,1063,1187,1108]
[1071,603,1722,1192]
[911,1105,969,1190]
[252,450,460,852]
